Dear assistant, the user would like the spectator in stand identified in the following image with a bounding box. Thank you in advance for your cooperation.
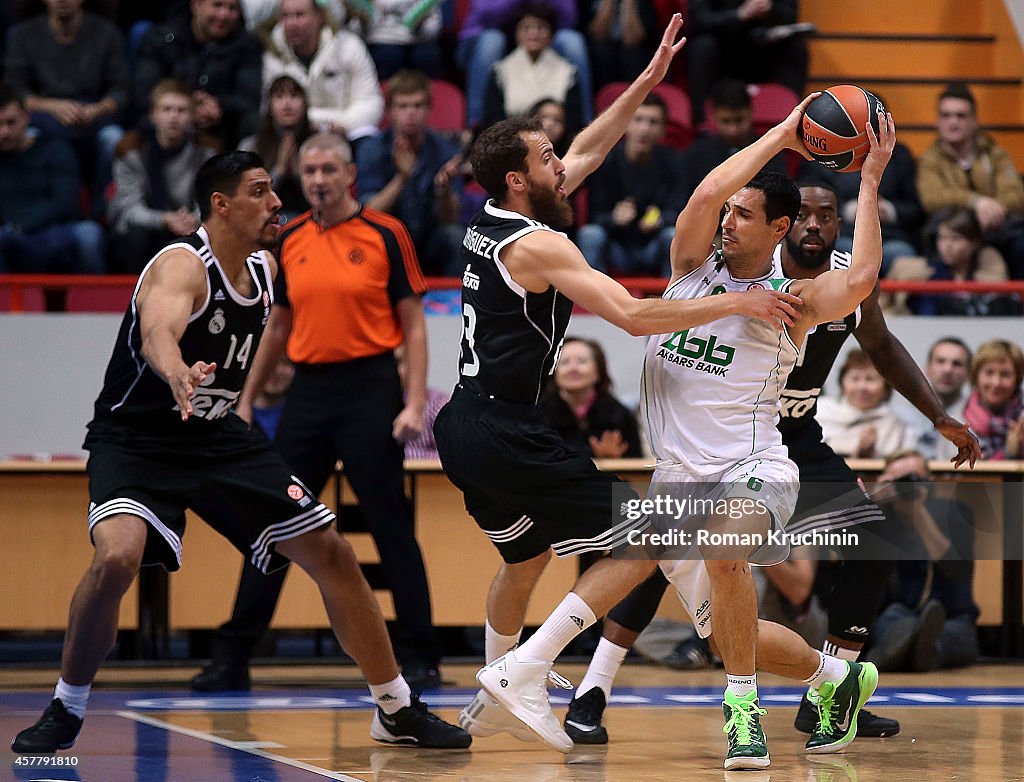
[345,0,444,80]
[540,337,643,458]
[894,338,974,463]
[457,0,593,128]
[262,0,383,145]
[916,82,1024,279]
[239,74,314,223]
[576,93,683,276]
[530,98,571,156]
[482,6,586,131]
[868,450,980,672]
[355,69,463,275]
[904,208,1018,317]
[4,0,128,217]
[0,85,105,274]
[679,78,786,203]
[107,80,219,273]
[817,348,917,458]
[796,95,922,275]
[132,0,263,148]
[963,339,1024,460]
[686,0,810,126]
[582,0,659,90]
[241,0,345,30]
[251,356,295,442]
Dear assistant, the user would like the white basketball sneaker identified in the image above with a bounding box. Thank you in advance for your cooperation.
[476,651,574,753]
[459,689,538,742]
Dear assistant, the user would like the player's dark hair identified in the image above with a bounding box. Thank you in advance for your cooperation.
[746,170,800,230]
[195,150,265,220]
[796,177,840,203]
[471,116,544,200]
[710,78,751,110]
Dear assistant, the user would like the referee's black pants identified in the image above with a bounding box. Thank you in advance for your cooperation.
[212,352,443,669]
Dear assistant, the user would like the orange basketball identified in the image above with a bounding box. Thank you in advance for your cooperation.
[800,85,885,172]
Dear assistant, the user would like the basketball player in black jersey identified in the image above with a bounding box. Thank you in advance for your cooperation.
[559,181,981,746]
[432,14,802,753]
[12,152,470,755]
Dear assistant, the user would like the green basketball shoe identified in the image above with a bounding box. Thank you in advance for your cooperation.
[722,690,770,770]
[805,660,879,754]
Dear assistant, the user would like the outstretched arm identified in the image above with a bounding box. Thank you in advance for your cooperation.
[136,248,215,420]
[505,230,801,337]
[799,111,894,327]
[561,14,686,194]
[669,93,818,280]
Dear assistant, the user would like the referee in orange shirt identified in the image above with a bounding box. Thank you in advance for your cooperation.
[191,132,443,693]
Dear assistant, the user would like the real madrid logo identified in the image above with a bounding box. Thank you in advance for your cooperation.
[349,247,365,265]
[208,308,226,334]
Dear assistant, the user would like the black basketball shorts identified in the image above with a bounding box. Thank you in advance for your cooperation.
[84,414,335,573]
[434,386,646,564]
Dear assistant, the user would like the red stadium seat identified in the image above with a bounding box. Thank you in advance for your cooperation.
[380,79,468,134]
[750,82,801,135]
[65,285,134,313]
[594,82,693,129]
[0,285,45,312]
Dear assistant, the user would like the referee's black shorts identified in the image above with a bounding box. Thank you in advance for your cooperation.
[84,414,335,574]
[433,385,644,564]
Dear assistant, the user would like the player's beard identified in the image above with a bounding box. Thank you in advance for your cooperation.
[785,233,836,269]
[525,176,573,228]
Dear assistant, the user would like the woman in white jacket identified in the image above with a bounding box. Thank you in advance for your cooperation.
[818,349,917,458]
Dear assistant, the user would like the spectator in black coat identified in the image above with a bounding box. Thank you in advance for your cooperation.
[131,0,263,147]
[541,337,643,458]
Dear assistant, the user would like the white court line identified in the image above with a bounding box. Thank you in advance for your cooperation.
[116,710,365,782]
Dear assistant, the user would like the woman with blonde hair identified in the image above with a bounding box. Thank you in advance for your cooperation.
[964,339,1024,459]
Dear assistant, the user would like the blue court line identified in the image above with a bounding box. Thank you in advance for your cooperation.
[3,685,1023,714]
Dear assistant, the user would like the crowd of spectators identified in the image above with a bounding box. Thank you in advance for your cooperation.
[0,1,1021,290]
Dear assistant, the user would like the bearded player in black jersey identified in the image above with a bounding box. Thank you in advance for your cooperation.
[558,180,981,747]
[433,14,806,754]
[12,152,470,755]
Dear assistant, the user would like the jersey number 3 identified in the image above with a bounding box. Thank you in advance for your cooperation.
[460,303,480,377]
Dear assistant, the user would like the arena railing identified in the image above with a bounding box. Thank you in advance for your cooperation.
[2,274,1024,312]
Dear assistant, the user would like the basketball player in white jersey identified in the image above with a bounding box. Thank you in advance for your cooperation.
[638,104,897,769]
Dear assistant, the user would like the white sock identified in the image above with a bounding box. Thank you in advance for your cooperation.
[516,592,596,665]
[54,678,90,720]
[823,639,860,662]
[576,637,628,703]
[485,620,521,664]
[804,651,849,690]
[726,673,757,699]
[369,675,412,715]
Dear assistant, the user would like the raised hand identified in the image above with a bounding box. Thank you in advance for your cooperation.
[642,13,687,85]
[860,110,896,185]
[778,92,822,158]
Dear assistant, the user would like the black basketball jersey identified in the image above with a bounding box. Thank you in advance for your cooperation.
[457,200,574,405]
[91,228,274,429]
[771,248,860,442]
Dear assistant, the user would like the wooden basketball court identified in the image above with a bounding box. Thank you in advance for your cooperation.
[3,662,1022,781]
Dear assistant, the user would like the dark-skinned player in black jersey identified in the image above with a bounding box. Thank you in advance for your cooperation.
[558,180,981,747]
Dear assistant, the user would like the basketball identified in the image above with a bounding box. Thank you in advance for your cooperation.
[800,85,886,172]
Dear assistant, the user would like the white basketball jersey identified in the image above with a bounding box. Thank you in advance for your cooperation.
[640,251,800,473]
